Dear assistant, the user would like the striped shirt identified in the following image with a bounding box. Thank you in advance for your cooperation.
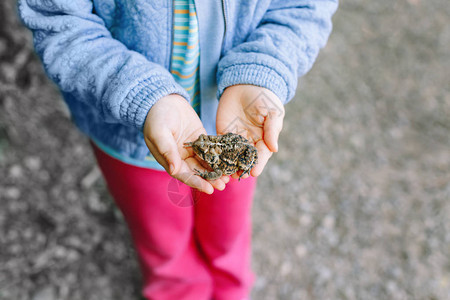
[171,0,201,115]
[92,0,201,169]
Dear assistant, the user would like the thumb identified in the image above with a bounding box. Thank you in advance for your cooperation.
[149,130,182,175]
[263,113,283,152]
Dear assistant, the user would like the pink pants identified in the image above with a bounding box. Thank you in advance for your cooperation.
[92,144,256,300]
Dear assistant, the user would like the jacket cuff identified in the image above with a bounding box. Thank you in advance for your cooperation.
[217,64,289,104]
[121,76,190,130]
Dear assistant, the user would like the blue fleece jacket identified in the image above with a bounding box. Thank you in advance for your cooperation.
[18,0,338,160]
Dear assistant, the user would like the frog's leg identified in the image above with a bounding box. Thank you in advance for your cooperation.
[239,170,248,180]
[194,168,223,181]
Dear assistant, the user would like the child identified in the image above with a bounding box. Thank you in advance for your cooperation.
[19,0,337,299]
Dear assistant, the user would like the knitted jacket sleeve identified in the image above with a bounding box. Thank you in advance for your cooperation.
[18,0,189,130]
[217,0,338,104]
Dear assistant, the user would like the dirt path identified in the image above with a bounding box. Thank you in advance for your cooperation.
[1,0,449,299]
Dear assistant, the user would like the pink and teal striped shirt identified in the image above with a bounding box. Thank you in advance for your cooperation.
[171,0,201,115]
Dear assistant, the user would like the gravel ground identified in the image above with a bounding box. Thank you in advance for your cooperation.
[1,0,449,299]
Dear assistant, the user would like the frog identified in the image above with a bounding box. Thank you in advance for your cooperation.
[183,132,258,181]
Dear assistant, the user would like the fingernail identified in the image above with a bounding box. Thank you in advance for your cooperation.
[169,164,175,174]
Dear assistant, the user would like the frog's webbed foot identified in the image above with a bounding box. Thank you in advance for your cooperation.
[194,168,223,181]
[238,169,251,181]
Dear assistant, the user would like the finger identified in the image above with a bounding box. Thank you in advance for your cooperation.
[230,170,241,180]
[251,140,273,177]
[230,172,249,180]
[148,130,182,175]
[263,113,283,153]
[175,166,215,194]
[221,175,230,184]
[209,175,230,189]
[174,173,214,195]
[209,178,226,191]
[148,141,217,194]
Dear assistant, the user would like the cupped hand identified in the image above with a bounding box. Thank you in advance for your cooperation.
[216,85,285,179]
[143,94,229,194]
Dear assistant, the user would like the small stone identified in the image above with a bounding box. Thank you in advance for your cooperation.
[299,214,312,227]
[4,187,21,199]
[9,165,23,178]
[323,214,335,230]
[279,261,292,276]
[65,236,83,249]
[386,280,397,293]
[253,276,267,291]
[24,156,42,171]
[9,244,21,254]
[318,266,332,282]
[81,166,101,189]
[0,63,16,83]
[87,192,106,212]
[62,249,81,262]
[23,227,33,239]
[32,286,56,300]
[34,251,52,270]
[439,275,449,289]
[295,244,308,258]
[54,245,68,258]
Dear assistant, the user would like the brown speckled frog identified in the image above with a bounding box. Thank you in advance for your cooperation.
[183,132,258,180]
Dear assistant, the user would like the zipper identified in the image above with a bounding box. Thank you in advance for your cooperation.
[221,0,228,54]
[168,0,175,72]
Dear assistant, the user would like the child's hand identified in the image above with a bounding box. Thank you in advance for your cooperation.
[216,85,285,179]
[143,94,229,194]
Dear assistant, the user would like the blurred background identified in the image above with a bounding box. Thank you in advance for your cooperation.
[0,0,449,299]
